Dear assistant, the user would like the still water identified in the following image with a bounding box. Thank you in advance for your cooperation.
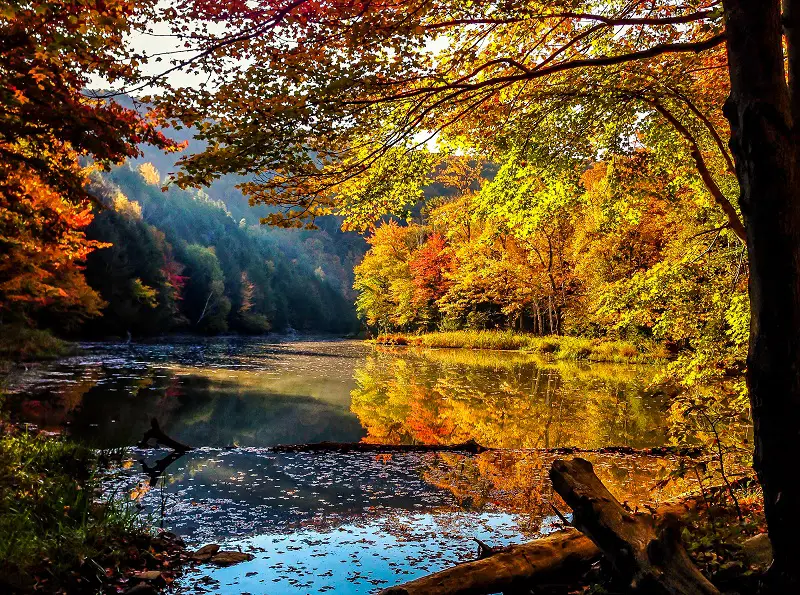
[3,337,689,594]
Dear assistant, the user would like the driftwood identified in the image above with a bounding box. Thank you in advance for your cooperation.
[550,457,720,595]
[376,528,601,595]
[271,440,702,457]
[138,418,193,452]
[379,458,724,595]
[141,450,189,487]
[271,439,488,454]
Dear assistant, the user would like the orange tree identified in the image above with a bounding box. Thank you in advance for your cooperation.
[0,0,177,323]
[157,1,800,588]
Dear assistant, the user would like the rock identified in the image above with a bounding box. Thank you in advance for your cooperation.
[132,570,163,582]
[742,533,772,567]
[191,543,221,561]
[210,551,254,566]
[162,531,185,546]
[124,583,157,595]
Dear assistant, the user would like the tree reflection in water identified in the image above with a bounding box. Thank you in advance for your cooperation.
[351,347,671,449]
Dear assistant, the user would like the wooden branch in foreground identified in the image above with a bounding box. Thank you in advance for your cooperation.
[377,528,600,595]
[378,458,725,595]
[550,457,720,595]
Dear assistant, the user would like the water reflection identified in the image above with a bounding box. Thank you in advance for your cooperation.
[4,339,671,452]
[5,338,697,595]
[108,448,696,594]
[352,347,670,449]
[4,338,368,448]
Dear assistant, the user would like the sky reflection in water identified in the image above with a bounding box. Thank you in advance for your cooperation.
[5,337,681,594]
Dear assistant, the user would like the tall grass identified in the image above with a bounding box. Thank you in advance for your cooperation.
[0,324,72,363]
[374,330,667,363]
[0,425,141,589]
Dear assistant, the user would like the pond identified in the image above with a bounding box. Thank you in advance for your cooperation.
[3,337,693,594]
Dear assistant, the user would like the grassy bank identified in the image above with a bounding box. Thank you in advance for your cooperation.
[374,330,668,363]
[0,325,73,366]
[0,423,185,593]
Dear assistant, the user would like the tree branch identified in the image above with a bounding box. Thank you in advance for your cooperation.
[651,100,747,243]
[358,34,727,104]
[425,9,716,30]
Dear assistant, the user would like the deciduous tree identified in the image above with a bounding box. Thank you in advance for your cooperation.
[156,1,800,586]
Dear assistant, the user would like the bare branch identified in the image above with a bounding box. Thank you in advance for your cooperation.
[356,34,726,104]
[425,9,716,30]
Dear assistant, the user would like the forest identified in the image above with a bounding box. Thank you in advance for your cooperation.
[3,1,800,594]
[3,154,364,341]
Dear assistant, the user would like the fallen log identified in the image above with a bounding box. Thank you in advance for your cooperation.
[271,439,488,454]
[550,457,720,595]
[138,418,193,452]
[376,528,601,595]
[379,460,730,595]
[270,440,703,457]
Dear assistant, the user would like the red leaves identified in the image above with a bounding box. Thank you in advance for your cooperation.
[409,233,453,305]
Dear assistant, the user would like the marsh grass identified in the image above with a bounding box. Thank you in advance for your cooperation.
[0,425,142,590]
[375,330,667,363]
[0,325,73,363]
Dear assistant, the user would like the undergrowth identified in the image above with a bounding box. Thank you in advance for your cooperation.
[0,423,142,591]
[0,325,72,364]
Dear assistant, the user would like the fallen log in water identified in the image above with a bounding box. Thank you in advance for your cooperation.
[138,418,193,452]
[550,457,720,595]
[271,439,488,454]
[376,528,601,595]
[270,441,703,457]
[379,458,725,595]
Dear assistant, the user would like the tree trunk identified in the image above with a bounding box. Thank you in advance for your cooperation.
[723,0,800,589]
[550,458,719,595]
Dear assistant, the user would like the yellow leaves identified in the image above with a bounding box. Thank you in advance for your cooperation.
[112,192,143,219]
[130,483,151,501]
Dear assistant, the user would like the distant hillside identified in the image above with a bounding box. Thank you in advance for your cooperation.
[77,155,367,337]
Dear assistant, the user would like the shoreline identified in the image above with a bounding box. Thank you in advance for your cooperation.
[371,330,668,364]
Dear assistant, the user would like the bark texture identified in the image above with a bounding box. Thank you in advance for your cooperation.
[550,458,719,595]
[723,0,800,590]
[376,528,600,595]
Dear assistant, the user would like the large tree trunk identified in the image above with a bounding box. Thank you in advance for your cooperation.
[723,0,800,589]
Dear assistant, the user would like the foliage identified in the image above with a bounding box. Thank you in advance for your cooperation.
[0,0,179,327]
[0,424,141,591]
[0,165,107,327]
[353,221,422,331]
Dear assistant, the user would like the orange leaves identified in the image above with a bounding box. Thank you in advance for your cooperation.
[409,233,453,305]
[0,162,105,319]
